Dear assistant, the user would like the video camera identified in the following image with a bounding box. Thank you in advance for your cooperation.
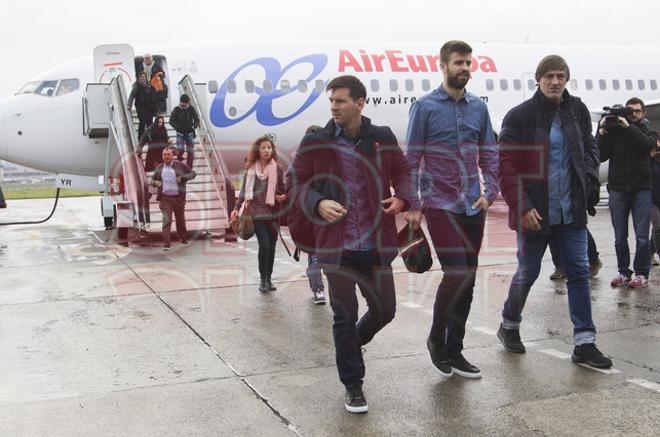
[601,104,633,131]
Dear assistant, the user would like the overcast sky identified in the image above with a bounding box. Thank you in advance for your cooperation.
[1,0,658,98]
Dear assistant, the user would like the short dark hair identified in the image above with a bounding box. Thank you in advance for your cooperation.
[535,55,570,82]
[440,40,472,64]
[137,71,147,79]
[325,75,367,101]
[305,124,322,135]
[626,97,645,111]
[179,94,190,104]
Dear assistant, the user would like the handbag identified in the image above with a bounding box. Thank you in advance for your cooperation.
[397,223,433,274]
[231,201,254,240]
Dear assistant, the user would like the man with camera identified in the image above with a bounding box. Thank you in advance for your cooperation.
[598,98,658,288]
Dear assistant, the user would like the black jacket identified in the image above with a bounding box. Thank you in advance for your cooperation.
[169,105,200,134]
[597,118,657,192]
[127,81,155,115]
[652,154,660,205]
[137,62,165,80]
[499,89,599,234]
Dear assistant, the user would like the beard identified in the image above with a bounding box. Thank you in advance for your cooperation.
[446,72,469,90]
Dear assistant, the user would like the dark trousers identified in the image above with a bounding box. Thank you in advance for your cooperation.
[254,220,278,278]
[425,208,485,354]
[609,190,652,277]
[159,195,187,245]
[137,111,153,140]
[550,229,599,266]
[325,250,396,388]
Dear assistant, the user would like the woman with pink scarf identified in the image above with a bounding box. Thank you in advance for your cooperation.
[232,135,287,292]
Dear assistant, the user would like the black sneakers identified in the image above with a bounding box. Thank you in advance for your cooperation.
[344,385,368,414]
[448,353,482,379]
[497,324,526,354]
[572,344,613,369]
[426,337,452,377]
[267,277,277,291]
[258,278,268,293]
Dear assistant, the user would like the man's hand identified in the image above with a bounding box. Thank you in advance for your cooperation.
[382,196,405,216]
[230,210,239,222]
[152,180,163,188]
[471,196,491,212]
[522,208,542,231]
[617,116,630,128]
[176,176,182,184]
[275,194,288,204]
[318,199,347,222]
[404,210,423,231]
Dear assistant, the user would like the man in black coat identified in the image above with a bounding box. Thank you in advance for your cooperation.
[497,55,612,369]
[169,94,200,167]
[127,71,156,139]
[597,97,658,288]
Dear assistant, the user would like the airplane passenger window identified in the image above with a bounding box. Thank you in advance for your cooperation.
[598,79,606,90]
[585,79,593,90]
[625,79,633,90]
[651,79,658,90]
[500,79,508,91]
[569,79,578,91]
[314,80,325,92]
[486,79,494,91]
[389,79,398,92]
[245,80,255,93]
[263,80,273,93]
[513,79,521,91]
[55,79,80,96]
[370,79,379,92]
[638,80,645,90]
[405,79,414,92]
[421,79,431,91]
[297,80,308,92]
[280,80,290,92]
[612,79,620,90]
[527,79,536,91]
[35,80,59,97]
[227,80,237,94]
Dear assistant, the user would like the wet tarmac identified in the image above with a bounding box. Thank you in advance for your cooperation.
[0,197,658,436]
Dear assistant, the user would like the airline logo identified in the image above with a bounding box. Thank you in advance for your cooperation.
[210,50,498,128]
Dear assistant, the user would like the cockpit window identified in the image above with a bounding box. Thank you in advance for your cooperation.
[17,79,78,97]
[56,79,80,96]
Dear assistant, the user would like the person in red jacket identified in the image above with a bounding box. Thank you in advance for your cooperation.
[286,75,410,414]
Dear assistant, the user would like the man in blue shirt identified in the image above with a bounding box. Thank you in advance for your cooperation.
[405,40,499,379]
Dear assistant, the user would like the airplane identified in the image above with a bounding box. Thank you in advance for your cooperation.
[1,41,659,198]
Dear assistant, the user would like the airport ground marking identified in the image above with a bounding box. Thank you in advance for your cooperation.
[627,378,660,393]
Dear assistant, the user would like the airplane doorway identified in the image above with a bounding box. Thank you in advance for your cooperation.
[134,54,171,114]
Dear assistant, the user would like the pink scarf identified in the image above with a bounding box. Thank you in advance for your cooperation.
[245,160,277,206]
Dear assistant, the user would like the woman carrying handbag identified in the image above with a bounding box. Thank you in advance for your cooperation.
[231,135,287,292]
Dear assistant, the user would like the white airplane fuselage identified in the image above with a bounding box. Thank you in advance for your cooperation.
[1,42,659,178]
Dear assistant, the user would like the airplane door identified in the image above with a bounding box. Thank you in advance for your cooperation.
[93,44,135,90]
[522,73,537,99]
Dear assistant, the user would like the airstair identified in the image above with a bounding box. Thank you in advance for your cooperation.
[83,75,232,241]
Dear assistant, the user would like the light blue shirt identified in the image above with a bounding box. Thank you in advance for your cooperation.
[406,86,499,216]
[547,112,573,226]
[161,164,178,196]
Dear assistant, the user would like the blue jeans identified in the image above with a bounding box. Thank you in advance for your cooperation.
[307,254,324,291]
[609,190,652,277]
[176,132,195,167]
[502,225,596,345]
